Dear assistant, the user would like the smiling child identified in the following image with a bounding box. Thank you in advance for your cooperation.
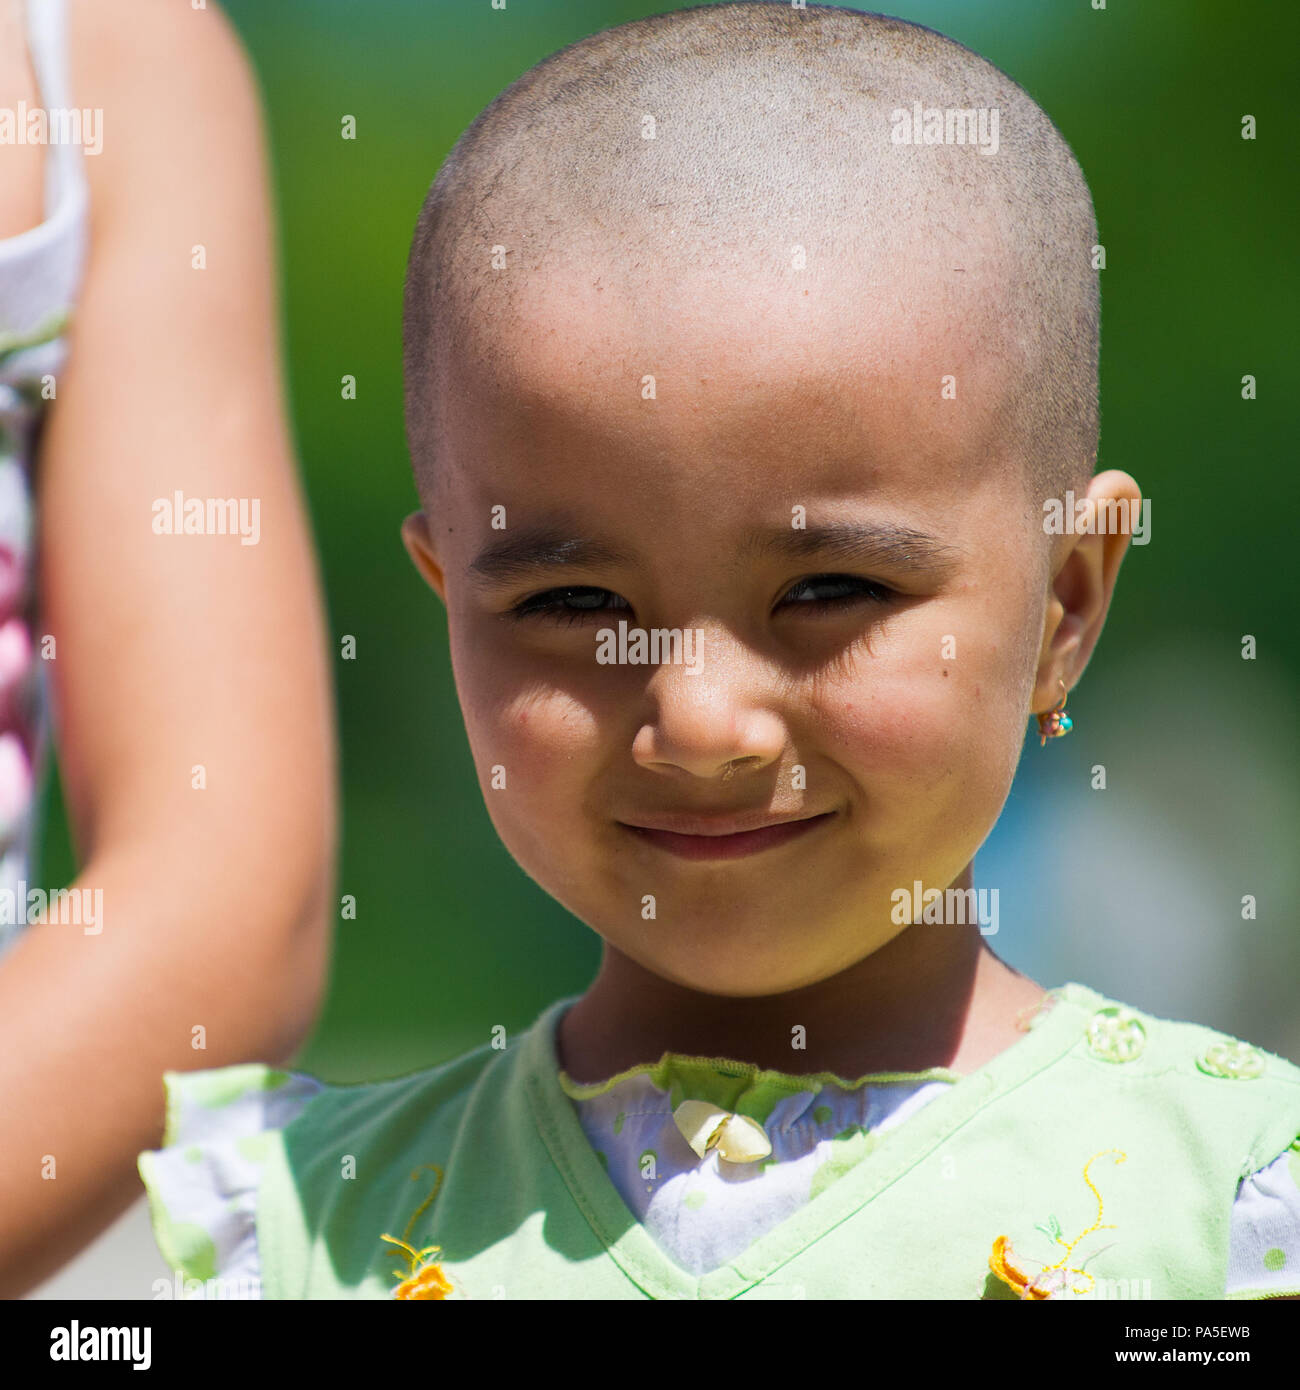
[138,3,1300,1300]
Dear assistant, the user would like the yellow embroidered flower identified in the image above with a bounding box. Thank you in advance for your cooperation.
[988,1149,1126,1300]
[381,1234,454,1300]
[989,1235,1053,1300]
[381,1163,456,1299]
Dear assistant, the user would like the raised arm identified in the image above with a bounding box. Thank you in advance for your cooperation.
[0,0,336,1294]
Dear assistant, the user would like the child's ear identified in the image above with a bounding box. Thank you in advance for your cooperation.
[1031,469,1143,712]
[400,512,448,605]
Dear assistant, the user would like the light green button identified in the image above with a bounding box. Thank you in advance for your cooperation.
[1197,1040,1264,1080]
[1086,1006,1146,1063]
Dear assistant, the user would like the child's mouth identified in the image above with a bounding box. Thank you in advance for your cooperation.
[618,811,837,861]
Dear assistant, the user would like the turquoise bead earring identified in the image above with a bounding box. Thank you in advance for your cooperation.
[1037,678,1073,746]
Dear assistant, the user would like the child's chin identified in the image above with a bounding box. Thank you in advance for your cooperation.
[639,944,847,1000]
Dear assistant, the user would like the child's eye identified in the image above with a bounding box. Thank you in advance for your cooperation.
[508,587,630,625]
[777,574,897,611]
[507,575,896,625]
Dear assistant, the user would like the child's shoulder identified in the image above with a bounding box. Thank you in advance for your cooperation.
[148,1029,512,1167]
[1057,980,1300,1087]
[1050,980,1300,1129]
[136,1024,536,1296]
[1045,982,1300,1190]
[1052,984,1300,1302]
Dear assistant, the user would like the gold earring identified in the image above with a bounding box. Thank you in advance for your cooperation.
[1036,678,1073,747]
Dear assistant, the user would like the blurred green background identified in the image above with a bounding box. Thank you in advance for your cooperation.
[38,0,1300,1077]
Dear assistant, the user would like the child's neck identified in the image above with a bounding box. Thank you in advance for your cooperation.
[557,917,1048,1085]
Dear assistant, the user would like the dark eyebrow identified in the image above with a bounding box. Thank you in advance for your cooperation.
[468,518,962,590]
[469,527,638,590]
[739,521,963,580]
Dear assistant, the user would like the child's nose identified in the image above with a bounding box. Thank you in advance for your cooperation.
[630,633,788,780]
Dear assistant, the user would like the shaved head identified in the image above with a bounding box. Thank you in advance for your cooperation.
[403,2,1098,513]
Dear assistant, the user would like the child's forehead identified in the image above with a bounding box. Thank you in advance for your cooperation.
[482,209,1013,367]
[440,253,1021,508]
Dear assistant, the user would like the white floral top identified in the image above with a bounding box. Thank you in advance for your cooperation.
[0,0,88,956]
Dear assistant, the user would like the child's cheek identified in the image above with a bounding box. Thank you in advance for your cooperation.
[459,667,602,860]
[813,612,1028,810]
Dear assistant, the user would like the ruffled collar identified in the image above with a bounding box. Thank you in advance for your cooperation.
[555,991,1064,1125]
[557,1051,963,1127]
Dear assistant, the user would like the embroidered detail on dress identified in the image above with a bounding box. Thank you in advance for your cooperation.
[1085,1007,1146,1063]
[1197,1040,1265,1080]
[380,1164,455,1300]
[988,1148,1127,1299]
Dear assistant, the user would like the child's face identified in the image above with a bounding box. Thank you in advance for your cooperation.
[404,259,1118,997]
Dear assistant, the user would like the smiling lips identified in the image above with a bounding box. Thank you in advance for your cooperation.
[619,810,837,860]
